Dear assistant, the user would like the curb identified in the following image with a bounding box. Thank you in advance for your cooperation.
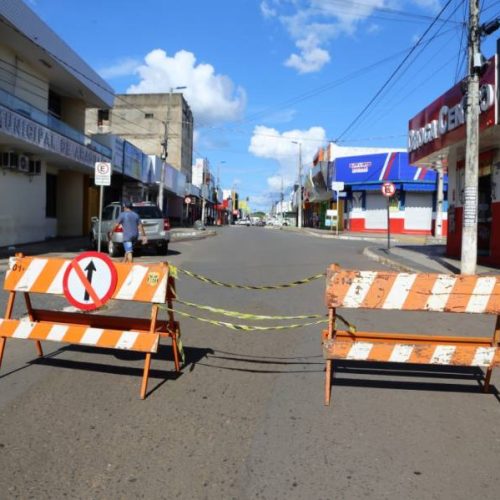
[171,230,217,242]
[362,246,421,273]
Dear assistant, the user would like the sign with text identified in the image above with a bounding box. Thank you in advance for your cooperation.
[94,162,111,186]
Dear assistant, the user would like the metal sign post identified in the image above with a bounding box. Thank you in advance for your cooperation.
[381,182,396,251]
[330,182,345,236]
[94,162,112,252]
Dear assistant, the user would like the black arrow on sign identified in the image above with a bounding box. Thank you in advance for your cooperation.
[83,260,97,301]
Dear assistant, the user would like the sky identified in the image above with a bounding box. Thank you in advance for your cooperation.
[27,0,500,211]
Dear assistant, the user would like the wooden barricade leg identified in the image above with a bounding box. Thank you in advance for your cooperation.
[484,315,500,393]
[140,304,160,399]
[324,308,336,406]
[141,353,152,400]
[167,274,180,372]
[24,292,43,357]
[0,290,17,368]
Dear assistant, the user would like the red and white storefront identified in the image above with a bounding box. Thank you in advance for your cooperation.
[408,53,500,266]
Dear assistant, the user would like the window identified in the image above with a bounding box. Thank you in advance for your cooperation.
[145,113,154,119]
[101,206,115,220]
[98,109,110,125]
[46,174,57,218]
[48,90,62,118]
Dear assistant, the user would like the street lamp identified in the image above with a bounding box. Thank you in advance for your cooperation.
[291,141,303,228]
[158,86,187,214]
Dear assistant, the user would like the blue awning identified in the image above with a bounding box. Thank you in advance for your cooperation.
[348,182,445,192]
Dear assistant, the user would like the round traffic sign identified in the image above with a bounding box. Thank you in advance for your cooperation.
[381,182,396,197]
[62,251,118,311]
[184,197,192,204]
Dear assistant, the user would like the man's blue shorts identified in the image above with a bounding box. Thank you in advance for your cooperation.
[123,241,134,253]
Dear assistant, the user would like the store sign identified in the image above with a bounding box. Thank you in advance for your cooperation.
[349,161,371,173]
[408,56,496,163]
[0,105,108,168]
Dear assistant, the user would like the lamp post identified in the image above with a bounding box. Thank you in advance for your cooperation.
[291,141,303,228]
[159,86,187,215]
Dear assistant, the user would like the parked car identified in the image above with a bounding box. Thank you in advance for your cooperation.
[235,218,251,226]
[90,201,170,257]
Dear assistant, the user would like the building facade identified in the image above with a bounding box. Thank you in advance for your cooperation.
[0,1,114,247]
[408,50,499,265]
[86,93,194,182]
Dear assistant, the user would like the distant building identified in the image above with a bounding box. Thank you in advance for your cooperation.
[86,92,194,182]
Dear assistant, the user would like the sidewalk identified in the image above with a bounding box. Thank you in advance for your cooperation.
[0,227,217,271]
[281,226,499,275]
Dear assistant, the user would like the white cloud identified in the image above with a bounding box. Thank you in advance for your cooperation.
[284,35,330,74]
[264,0,440,74]
[126,49,246,126]
[248,125,326,190]
[98,58,141,79]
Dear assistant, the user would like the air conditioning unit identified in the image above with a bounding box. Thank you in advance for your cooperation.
[1,152,19,169]
[18,155,30,173]
[29,159,41,175]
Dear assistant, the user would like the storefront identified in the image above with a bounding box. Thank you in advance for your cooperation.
[329,152,446,234]
[408,53,499,265]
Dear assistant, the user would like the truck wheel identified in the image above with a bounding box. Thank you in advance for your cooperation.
[108,240,121,257]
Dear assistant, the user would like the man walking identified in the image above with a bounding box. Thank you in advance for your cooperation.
[110,201,147,262]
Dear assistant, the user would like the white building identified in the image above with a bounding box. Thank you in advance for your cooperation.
[0,1,114,246]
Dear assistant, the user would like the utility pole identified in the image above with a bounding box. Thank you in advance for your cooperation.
[159,86,186,216]
[292,141,303,227]
[461,0,480,275]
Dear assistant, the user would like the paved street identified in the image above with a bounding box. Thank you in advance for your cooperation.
[0,227,499,499]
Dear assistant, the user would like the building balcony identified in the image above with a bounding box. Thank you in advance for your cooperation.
[0,88,112,158]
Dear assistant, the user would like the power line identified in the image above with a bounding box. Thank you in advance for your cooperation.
[334,0,457,143]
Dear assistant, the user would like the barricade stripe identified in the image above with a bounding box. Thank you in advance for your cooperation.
[361,272,398,309]
[12,321,35,339]
[46,261,70,295]
[343,271,377,308]
[327,270,356,308]
[0,319,158,353]
[389,344,414,362]
[466,277,496,313]
[151,274,168,304]
[426,275,457,311]
[447,276,478,312]
[15,258,48,291]
[471,347,496,367]
[46,324,69,342]
[403,274,437,310]
[430,345,456,365]
[32,259,63,293]
[324,341,500,367]
[382,273,417,310]
[80,328,104,346]
[116,331,139,350]
[346,342,373,360]
[486,279,500,314]
[114,265,149,300]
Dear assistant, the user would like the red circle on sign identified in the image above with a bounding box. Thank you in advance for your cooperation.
[62,251,118,311]
[381,182,396,197]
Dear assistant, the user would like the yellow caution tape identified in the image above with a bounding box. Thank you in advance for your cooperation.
[174,297,325,321]
[178,268,325,290]
[169,264,178,280]
[159,305,328,331]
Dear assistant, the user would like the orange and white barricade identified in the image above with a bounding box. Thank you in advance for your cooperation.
[323,264,500,405]
[0,252,182,399]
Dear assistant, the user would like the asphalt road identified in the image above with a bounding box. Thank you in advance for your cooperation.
[0,227,499,499]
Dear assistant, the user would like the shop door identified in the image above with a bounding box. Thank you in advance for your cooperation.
[405,192,433,230]
[365,193,387,229]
